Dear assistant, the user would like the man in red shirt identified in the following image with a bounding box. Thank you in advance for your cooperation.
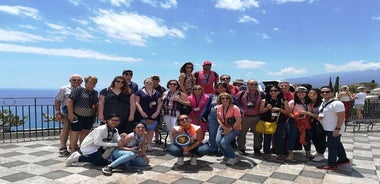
[194,61,219,94]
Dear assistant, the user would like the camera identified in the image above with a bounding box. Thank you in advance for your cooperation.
[247,102,255,109]
[226,117,236,126]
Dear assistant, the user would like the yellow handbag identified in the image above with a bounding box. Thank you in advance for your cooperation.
[256,112,280,134]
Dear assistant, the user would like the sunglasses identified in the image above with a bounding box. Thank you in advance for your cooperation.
[115,80,124,84]
[221,78,230,80]
[124,73,133,76]
[169,83,177,86]
[179,117,189,122]
[321,91,332,94]
[72,79,82,82]
[221,97,229,100]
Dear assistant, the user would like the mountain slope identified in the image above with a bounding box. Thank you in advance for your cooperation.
[285,69,380,88]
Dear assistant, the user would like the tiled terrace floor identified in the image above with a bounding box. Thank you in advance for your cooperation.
[0,124,379,184]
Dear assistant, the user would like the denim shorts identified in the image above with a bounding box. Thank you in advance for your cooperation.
[141,119,158,131]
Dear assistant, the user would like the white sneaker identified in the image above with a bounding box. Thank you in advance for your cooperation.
[217,156,228,164]
[66,151,80,166]
[312,155,325,162]
[176,157,184,166]
[190,157,197,166]
[226,158,238,165]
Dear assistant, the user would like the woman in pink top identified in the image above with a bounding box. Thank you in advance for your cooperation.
[215,92,242,165]
[188,85,209,135]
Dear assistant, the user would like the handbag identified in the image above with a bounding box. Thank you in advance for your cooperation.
[179,105,191,115]
[226,117,236,126]
[256,120,278,134]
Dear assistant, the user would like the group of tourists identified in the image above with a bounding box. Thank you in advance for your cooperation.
[55,60,354,175]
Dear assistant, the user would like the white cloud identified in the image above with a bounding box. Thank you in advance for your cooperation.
[0,5,40,19]
[205,35,213,43]
[269,67,307,76]
[238,15,259,24]
[45,22,95,40]
[108,0,132,7]
[160,0,178,9]
[0,43,142,62]
[371,16,380,20]
[19,24,36,30]
[215,0,259,11]
[92,9,184,46]
[0,29,52,42]
[233,60,266,69]
[139,0,177,9]
[273,27,279,31]
[324,61,380,72]
[258,33,270,39]
[274,0,306,4]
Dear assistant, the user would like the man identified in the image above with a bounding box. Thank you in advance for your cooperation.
[233,79,247,92]
[151,75,166,144]
[220,74,240,97]
[66,114,121,167]
[317,86,350,170]
[122,70,139,93]
[54,74,83,156]
[278,81,294,101]
[194,60,219,94]
[236,80,263,156]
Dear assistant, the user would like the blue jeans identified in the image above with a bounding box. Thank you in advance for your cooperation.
[207,115,219,153]
[216,127,240,159]
[110,149,147,169]
[326,131,347,166]
[286,118,299,151]
[168,143,209,157]
[274,120,287,155]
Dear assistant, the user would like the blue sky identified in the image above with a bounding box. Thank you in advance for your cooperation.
[0,0,379,90]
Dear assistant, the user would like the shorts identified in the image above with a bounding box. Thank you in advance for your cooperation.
[353,104,364,110]
[71,115,95,131]
[141,119,158,131]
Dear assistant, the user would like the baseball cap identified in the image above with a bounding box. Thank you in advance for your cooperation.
[203,60,212,65]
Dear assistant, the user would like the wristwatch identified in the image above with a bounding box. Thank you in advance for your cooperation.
[335,127,341,130]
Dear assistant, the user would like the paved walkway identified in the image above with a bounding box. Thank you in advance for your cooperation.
[0,124,379,184]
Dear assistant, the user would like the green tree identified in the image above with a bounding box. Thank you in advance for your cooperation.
[328,77,333,89]
[0,110,27,132]
[334,76,340,93]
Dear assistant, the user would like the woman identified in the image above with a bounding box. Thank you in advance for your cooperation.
[336,85,352,122]
[98,76,136,134]
[179,62,196,95]
[162,79,191,143]
[67,76,98,153]
[66,114,121,167]
[168,115,209,166]
[135,78,163,151]
[101,122,150,175]
[188,85,209,135]
[259,85,289,160]
[201,82,240,156]
[307,88,326,162]
[215,92,242,165]
[288,86,313,160]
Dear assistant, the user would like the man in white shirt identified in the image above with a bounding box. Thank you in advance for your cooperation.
[66,114,121,167]
[54,74,82,156]
[316,86,350,170]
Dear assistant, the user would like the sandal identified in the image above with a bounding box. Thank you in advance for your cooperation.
[287,151,295,161]
[59,148,70,156]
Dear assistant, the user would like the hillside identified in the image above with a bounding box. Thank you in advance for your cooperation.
[285,69,380,88]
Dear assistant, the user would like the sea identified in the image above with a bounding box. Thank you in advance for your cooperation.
[0,88,62,131]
